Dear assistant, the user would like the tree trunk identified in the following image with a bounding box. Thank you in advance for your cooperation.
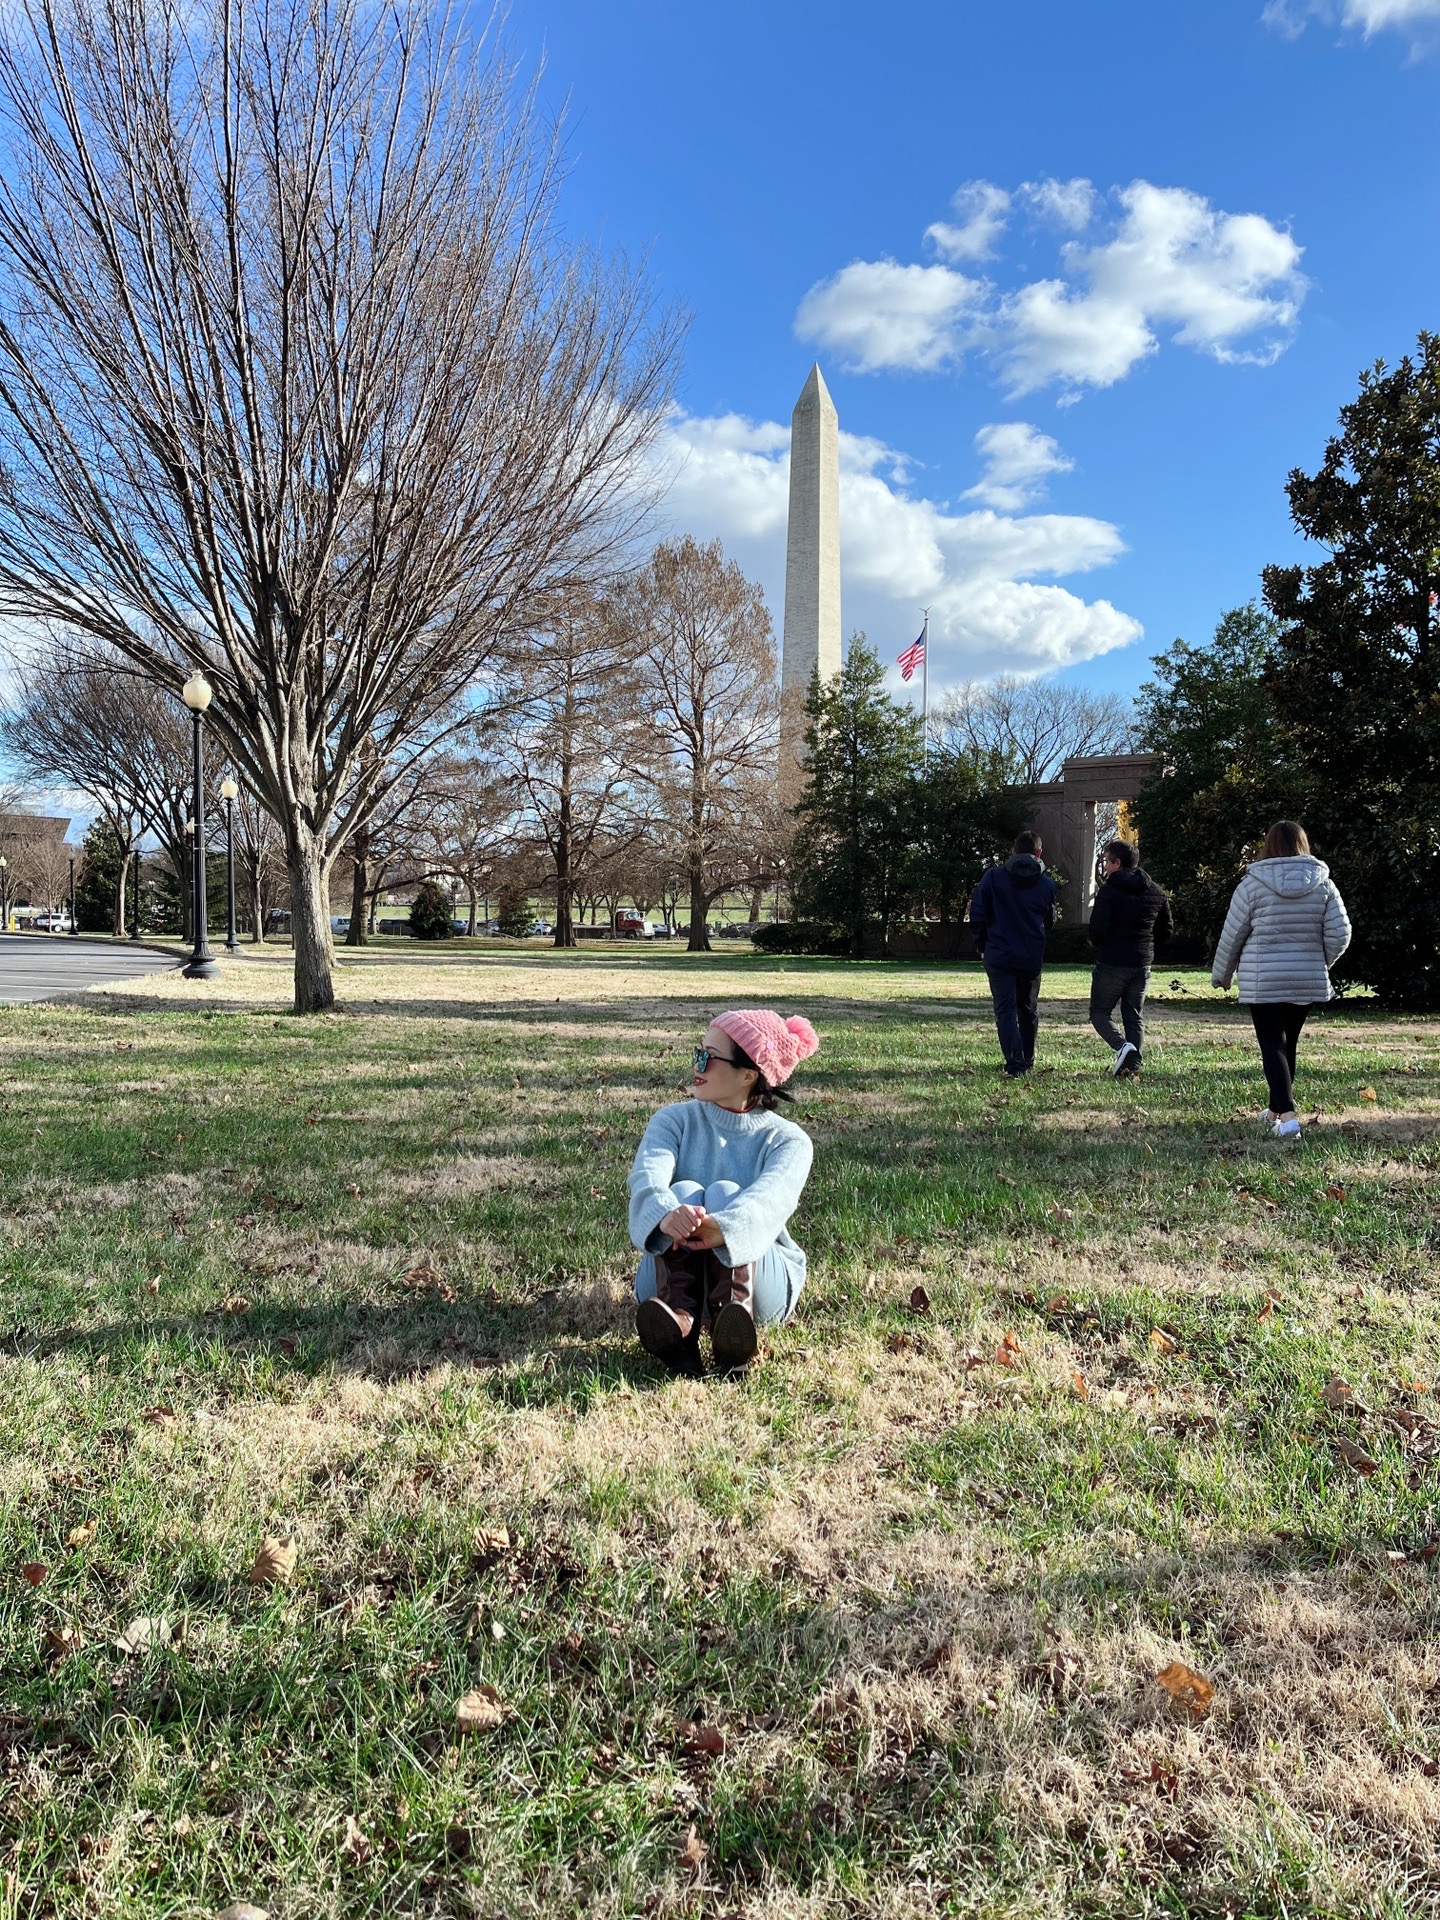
[249,868,264,943]
[466,890,477,936]
[345,839,369,946]
[687,864,710,952]
[288,840,335,1013]
[747,885,764,924]
[113,847,132,936]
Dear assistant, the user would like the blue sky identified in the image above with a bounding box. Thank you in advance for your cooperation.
[512,0,1440,701]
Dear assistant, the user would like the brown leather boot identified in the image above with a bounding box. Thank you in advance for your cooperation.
[636,1250,705,1372]
[706,1253,759,1371]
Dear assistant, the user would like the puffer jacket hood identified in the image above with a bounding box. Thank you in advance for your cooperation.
[1004,853,1046,888]
[1248,855,1331,899]
[1088,865,1172,968]
[1109,867,1151,895]
[970,854,1057,971]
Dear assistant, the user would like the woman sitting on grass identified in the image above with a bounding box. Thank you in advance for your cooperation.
[626,1010,819,1373]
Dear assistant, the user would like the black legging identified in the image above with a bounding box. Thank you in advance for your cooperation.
[1249,1002,1309,1113]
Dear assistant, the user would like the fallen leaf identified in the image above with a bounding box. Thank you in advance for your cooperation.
[1326,1185,1347,1202]
[995,1330,1023,1367]
[1048,1204,1075,1222]
[20,1562,48,1588]
[908,1284,931,1315]
[115,1614,172,1655]
[1072,1371,1089,1400]
[455,1684,507,1734]
[1154,1660,1215,1716]
[886,1332,912,1355]
[142,1406,177,1428]
[1359,1085,1378,1103]
[215,1907,269,1920]
[1044,1294,1071,1314]
[249,1535,297,1587]
[1256,1298,1274,1323]
[677,1824,708,1875]
[996,1172,1017,1186]
[44,1624,82,1662]
[144,1277,161,1294]
[1334,1435,1378,1476]
[676,1717,726,1758]
[1149,1329,1178,1355]
[340,1814,371,1864]
[1322,1376,1356,1409]
[473,1525,511,1556]
[65,1521,98,1550]
[220,1294,252,1314]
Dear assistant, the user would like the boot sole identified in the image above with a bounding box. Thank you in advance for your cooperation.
[711,1302,758,1370]
[636,1298,701,1373]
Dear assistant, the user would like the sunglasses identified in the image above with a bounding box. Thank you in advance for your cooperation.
[693,1044,741,1073]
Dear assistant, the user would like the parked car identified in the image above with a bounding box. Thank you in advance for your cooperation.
[32,912,73,932]
[531,919,553,936]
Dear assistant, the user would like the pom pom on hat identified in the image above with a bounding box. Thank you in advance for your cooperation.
[714,1009,820,1086]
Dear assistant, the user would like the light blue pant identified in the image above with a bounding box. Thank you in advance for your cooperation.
[634,1179,798,1326]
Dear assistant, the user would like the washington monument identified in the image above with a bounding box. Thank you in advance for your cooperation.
[781,363,841,703]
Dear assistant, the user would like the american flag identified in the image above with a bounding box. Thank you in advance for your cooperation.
[898,630,926,682]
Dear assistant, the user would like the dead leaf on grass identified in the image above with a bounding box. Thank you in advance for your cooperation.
[115,1615,172,1655]
[1322,1376,1357,1409]
[340,1814,371,1864]
[142,1406,177,1429]
[20,1562,48,1588]
[65,1521,97,1550]
[220,1294,252,1315]
[455,1684,507,1734]
[676,1717,726,1758]
[1154,1660,1215,1716]
[908,1285,931,1315]
[215,1906,269,1920]
[1326,1185,1347,1202]
[995,1330,1023,1367]
[1360,1086,1378,1102]
[1072,1371,1090,1400]
[473,1525,511,1557]
[1149,1329,1178,1355]
[1334,1435,1379,1476]
[887,1332,913,1355]
[1048,1204,1075,1222]
[249,1535,297,1587]
[144,1277,161,1294]
[44,1625,82,1663]
[677,1824,708,1875]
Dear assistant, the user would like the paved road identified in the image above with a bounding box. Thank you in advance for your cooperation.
[0,934,179,1003]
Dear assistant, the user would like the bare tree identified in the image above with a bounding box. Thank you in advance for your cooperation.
[414,751,515,937]
[0,639,189,933]
[229,784,284,942]
[0,0,679,1010]
[936,676,1134,785]
[496,595,651,946]
[612,538,779,952]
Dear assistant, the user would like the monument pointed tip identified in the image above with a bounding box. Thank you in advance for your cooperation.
[793,361,836,418]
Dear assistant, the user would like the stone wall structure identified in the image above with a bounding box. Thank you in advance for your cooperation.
[1026,753,1166,923]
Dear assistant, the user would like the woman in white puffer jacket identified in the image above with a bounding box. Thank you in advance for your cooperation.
[1211,821,1351,1141]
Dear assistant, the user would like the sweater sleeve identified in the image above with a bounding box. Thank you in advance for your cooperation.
[1087,885,1112,949]
[1153,886,1173,951]
[1322,884,1352,967]
[1210,880,1252,989]
[627,1107,685,1253]
[969,871,991,951]
[707,1126,814,1268]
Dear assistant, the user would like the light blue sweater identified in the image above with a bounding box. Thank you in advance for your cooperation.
[627,1099,814,1283]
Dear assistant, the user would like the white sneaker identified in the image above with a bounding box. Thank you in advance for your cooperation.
[1256,1109,1276,1127]
[1271,1117,1302,1141]
[1112,1042,1138,1077]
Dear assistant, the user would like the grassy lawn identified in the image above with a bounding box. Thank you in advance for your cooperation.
[2,949,1438,1920]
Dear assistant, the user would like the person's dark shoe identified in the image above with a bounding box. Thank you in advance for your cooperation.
[1004,1064,1027,1078]
[636,1250,705,1373]
[706,1254,759,1371]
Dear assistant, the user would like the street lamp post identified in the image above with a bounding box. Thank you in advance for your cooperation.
[481,864,492,927]
[220,776,242,954]
[129,845,142,942]
[773,859,786,923]
[68,855,77,936]
[0,855,7,933]
[181,671,220,979]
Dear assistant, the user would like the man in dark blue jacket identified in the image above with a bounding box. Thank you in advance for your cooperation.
[1086,839,1172,1077]
[969,831,1057,1076]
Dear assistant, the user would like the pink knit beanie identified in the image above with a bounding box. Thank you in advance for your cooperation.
[714,1010,820,1086]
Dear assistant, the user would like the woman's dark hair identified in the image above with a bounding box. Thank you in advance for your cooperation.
[1263,820,1310,859]
[728,1037,794,1110]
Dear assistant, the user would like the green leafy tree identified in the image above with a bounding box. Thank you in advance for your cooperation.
[408,879,455,941]
[791,638,920,956]
[903,743,1027,935]
[1132,604,1296,941]
[1262,333,1440,1006]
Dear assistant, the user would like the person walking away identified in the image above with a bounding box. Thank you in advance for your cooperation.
[1087,839,1172,1078]
[1210,822,1351,1141]
[627,1010,820,1373]
[969,831,1057,1077]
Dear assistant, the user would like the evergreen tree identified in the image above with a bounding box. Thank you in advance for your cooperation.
[791,638,921,956]
[904,744,1029,933]
[74,819,124,932]
[408,879,455,941]
[1262,333,1440,1006]
[494,880,533,939]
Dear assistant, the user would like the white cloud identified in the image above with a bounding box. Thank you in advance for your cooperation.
[963,422,1074,510]
[1020,176,1097,230]
[796,179,1306,394]
[650,406,1141,681]
[1265,0,1440,42]
[793,259,981,374]
[925,180,1011,261]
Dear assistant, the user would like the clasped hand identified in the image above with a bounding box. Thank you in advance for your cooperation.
[659,1203,723,1251]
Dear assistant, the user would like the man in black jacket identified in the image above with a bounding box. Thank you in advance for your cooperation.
[1087,839,1172,1077]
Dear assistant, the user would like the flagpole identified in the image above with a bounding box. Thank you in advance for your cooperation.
[921,609,929,758]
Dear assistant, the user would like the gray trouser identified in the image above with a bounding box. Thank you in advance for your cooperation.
[1090,962,1149,1057]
